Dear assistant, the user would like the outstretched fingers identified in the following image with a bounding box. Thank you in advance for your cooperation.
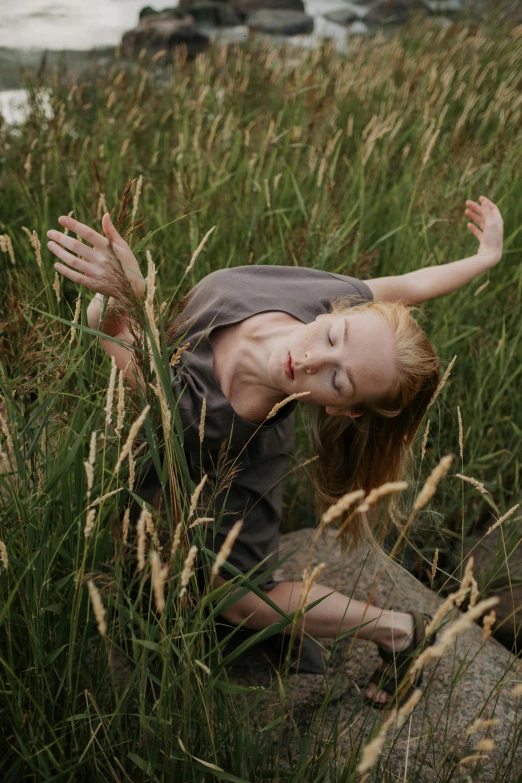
[47,230,97,263]
[58,215,109,249]
[465,199,485,228]
[52,258,99,290]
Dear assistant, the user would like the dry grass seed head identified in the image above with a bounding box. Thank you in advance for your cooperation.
[136,508,149,572]
[150,550,167,613]
[486,504,520,535]
[83,508,97,539]
[115,405,151,472]
[188,516,214,530]
[104,357,117,428]
[357,708,398,773]
[410,596,499,683]
[431,548,439,588]
[467,718,500,735]
[321,489,366,526]
[426,354,457,410]
[189,474,208,519]
[180,544,198,597]
[455,473,488,495]
[265,391,310,421]
[87,579,107,637]
[356,481,408,513]
[413,454,454,511]
[212,519,244,577]
[0,540,8,571]
[420,418,430,462]
[199,397,206,446]
[457,405,463,459]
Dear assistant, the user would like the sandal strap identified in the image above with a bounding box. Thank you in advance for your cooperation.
[367,665,399,696]
[366,610,435,709]
[376,611,433,681]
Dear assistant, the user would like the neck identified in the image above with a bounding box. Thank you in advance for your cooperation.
[231,313,300,400]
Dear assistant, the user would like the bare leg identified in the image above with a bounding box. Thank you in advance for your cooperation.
[214,577,414,705]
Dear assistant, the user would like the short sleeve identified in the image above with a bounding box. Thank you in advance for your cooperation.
[324,272,374,303]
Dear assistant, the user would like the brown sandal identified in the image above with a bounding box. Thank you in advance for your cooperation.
[365,609,436,710]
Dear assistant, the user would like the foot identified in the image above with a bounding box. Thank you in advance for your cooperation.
[363,610,414,706]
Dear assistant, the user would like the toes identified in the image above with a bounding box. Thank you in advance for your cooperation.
[365,682,391,704]
[374,689,390,705]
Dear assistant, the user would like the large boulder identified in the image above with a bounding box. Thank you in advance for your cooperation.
[464,525,522,650]
[365,0,426,24]
[224,527,522,781]
[167,1,242,26]
[121,12,210,60]
[325,0,426,28]
[324,5,365,26]
[185,0,306,21]
[246,9,314,34]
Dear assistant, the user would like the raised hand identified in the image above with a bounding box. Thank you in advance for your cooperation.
[47,213,146,298]
[464,196,503,262]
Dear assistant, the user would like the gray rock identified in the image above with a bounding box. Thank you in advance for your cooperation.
[246,9,314,34]
[225,527,522,781]
[139,6,159,20]
[121,13,210,59]
[324,5,365,26]
[175,1,242,26]
[423,0,464,12]
[464,526,522,650]
[202,24,251,45]
[365,0,424,24]
[224,0,305,20]
[138,5,190,20]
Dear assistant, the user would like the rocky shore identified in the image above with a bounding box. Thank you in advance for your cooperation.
[120,0,522,59]
[1,0,521,95]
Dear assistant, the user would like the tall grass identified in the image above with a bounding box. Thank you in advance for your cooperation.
[1,13,522,780]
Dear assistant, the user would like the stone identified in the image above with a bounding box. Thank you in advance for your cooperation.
[174,1,242,26]
[138,5,191,20]
[246,9,314,35]
[224,527,522,781]
[464,525,522,650]
[364,0,423,24]
[121,13,210,59]
[203,24,251,45]
[324,6,364,26]
[224,0,306,21]
[423,0,464,12]
[139,5,159,20]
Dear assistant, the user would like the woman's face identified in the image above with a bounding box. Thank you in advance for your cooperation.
[269,310,398,416]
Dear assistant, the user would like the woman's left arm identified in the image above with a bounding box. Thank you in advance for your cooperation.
[366,196,503,305]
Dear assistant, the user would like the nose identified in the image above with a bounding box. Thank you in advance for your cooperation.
[303,351,323,374]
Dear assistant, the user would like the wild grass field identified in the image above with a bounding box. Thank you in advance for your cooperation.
[0,13,522,781]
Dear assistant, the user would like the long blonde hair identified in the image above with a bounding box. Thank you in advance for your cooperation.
[307,295,440,554]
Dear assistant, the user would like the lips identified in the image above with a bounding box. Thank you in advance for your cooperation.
[285,352,294,380]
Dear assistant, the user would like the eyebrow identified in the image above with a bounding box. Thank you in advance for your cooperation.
[341,319,356,396]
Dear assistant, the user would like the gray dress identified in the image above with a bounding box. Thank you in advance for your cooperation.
[167,265,373,674]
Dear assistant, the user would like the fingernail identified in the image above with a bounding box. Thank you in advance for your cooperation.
[58,216,68,225]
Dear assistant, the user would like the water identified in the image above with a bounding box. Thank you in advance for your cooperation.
[0,0,361,125]
[0,0,164,51]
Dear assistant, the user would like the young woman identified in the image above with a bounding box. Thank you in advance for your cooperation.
[47,195,503,707]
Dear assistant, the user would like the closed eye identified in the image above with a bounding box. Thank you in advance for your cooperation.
[328,330,334,347]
